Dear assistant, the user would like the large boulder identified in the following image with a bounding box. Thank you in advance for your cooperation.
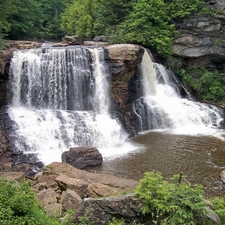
[61,147,103,169]
[72,194,152,225]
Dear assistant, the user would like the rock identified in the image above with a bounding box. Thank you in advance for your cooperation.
[63,35,82,45]
[206,207,222,225]
[0,171,25,181]
[83,41,108,47]
[44,203,62,217]
[42,162,138,196]
[72,194,151,225]
[55,174,89,198]
[93,36,108,42]
[105,44,145,136]
[60,189,82,211]
[220,170,225,183]
[61,147,103,169]
[37,188,58,205]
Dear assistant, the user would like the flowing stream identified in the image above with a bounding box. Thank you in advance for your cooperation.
[8,46,225,195]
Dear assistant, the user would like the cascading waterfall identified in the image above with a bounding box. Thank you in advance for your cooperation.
[8,46,133,165]
[134,50,224,137]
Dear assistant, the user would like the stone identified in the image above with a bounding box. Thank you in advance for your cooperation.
[60,189,82,211]
[37,188,58,205]
[61,147,103,169]
[83,41,108,47]
[42,162,138,195]
[220,170,225,183]
[63,35,82,45]
[44,203,62,217]
[55,174,89,198]
[93,36,108,42]
[0,171,25,181]
[72,194,151,225]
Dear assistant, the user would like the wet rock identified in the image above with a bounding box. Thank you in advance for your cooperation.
[61,147,103,169]
[220,170,225,183]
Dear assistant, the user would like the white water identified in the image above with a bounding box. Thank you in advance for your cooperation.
[135,50,224,139]
[8,47,135,165]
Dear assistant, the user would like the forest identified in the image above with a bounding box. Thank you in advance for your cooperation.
[0,0,224,104]
[0,0,206,56]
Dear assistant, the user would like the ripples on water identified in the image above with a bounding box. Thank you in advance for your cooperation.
[92,131,225,198]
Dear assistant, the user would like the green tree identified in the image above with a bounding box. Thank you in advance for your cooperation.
[6,0,44,40]
[93,0,131,35]
[61,0,97,40]
[111,0,176,56]
[39,0,70,40]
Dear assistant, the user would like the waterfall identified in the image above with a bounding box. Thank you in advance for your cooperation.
[134,50,224,137]
[8,46,134,165]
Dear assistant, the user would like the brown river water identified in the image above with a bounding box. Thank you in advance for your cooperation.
[90,131,225,198]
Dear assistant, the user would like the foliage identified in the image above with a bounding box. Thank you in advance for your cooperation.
[211,197,225,224]
[135,171,211,225]
[165,0,205,19]
[110,0,176,57]
[61,0,97,40]
[176,67,225,104]
[0,178,68,225]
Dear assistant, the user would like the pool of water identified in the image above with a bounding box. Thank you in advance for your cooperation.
[91,131,225,198]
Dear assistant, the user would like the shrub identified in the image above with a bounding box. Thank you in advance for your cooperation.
[135,171,211,225]
[0,178,64,225]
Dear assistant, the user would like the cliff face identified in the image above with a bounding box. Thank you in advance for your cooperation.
[105,44,145,135]
[172,0,225,71]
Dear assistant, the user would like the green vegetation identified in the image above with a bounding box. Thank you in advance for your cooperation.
[0,0,209,56]
[135,171,213,225]
[176,67,225,104]
[0,178,69,225]
[0,174,225,225]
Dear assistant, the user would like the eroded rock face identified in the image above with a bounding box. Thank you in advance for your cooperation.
[173,1,225,71]
[105,44,145,135]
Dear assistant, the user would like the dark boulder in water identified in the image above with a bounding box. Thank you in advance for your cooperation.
[61,147,103,169]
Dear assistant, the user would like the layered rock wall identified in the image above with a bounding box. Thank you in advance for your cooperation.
[172,0,225,71]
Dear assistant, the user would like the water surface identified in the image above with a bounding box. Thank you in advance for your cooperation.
[93,131,225,198]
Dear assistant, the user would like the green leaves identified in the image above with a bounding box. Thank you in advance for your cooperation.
[135,171,209,225]
[61,0,96,40]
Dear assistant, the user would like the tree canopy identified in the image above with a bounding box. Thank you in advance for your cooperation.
[0,0,207,55]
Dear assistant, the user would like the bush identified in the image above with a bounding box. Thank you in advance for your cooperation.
[176,67,225,104]
[0,178,64,225]
[135,171,211,225]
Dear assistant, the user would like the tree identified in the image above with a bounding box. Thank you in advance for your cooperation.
[61,0,97,40]
[110,0,177,56]
[6,0,44,40]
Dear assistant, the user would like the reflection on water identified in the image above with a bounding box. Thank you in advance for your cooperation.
[91,131,225,198]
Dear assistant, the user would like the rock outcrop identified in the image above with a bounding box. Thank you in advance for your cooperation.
[61,147,103,169]
[72,194,152,225]
[172,0,225,71]
[32,162,139,219]
[105,44,145,135]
